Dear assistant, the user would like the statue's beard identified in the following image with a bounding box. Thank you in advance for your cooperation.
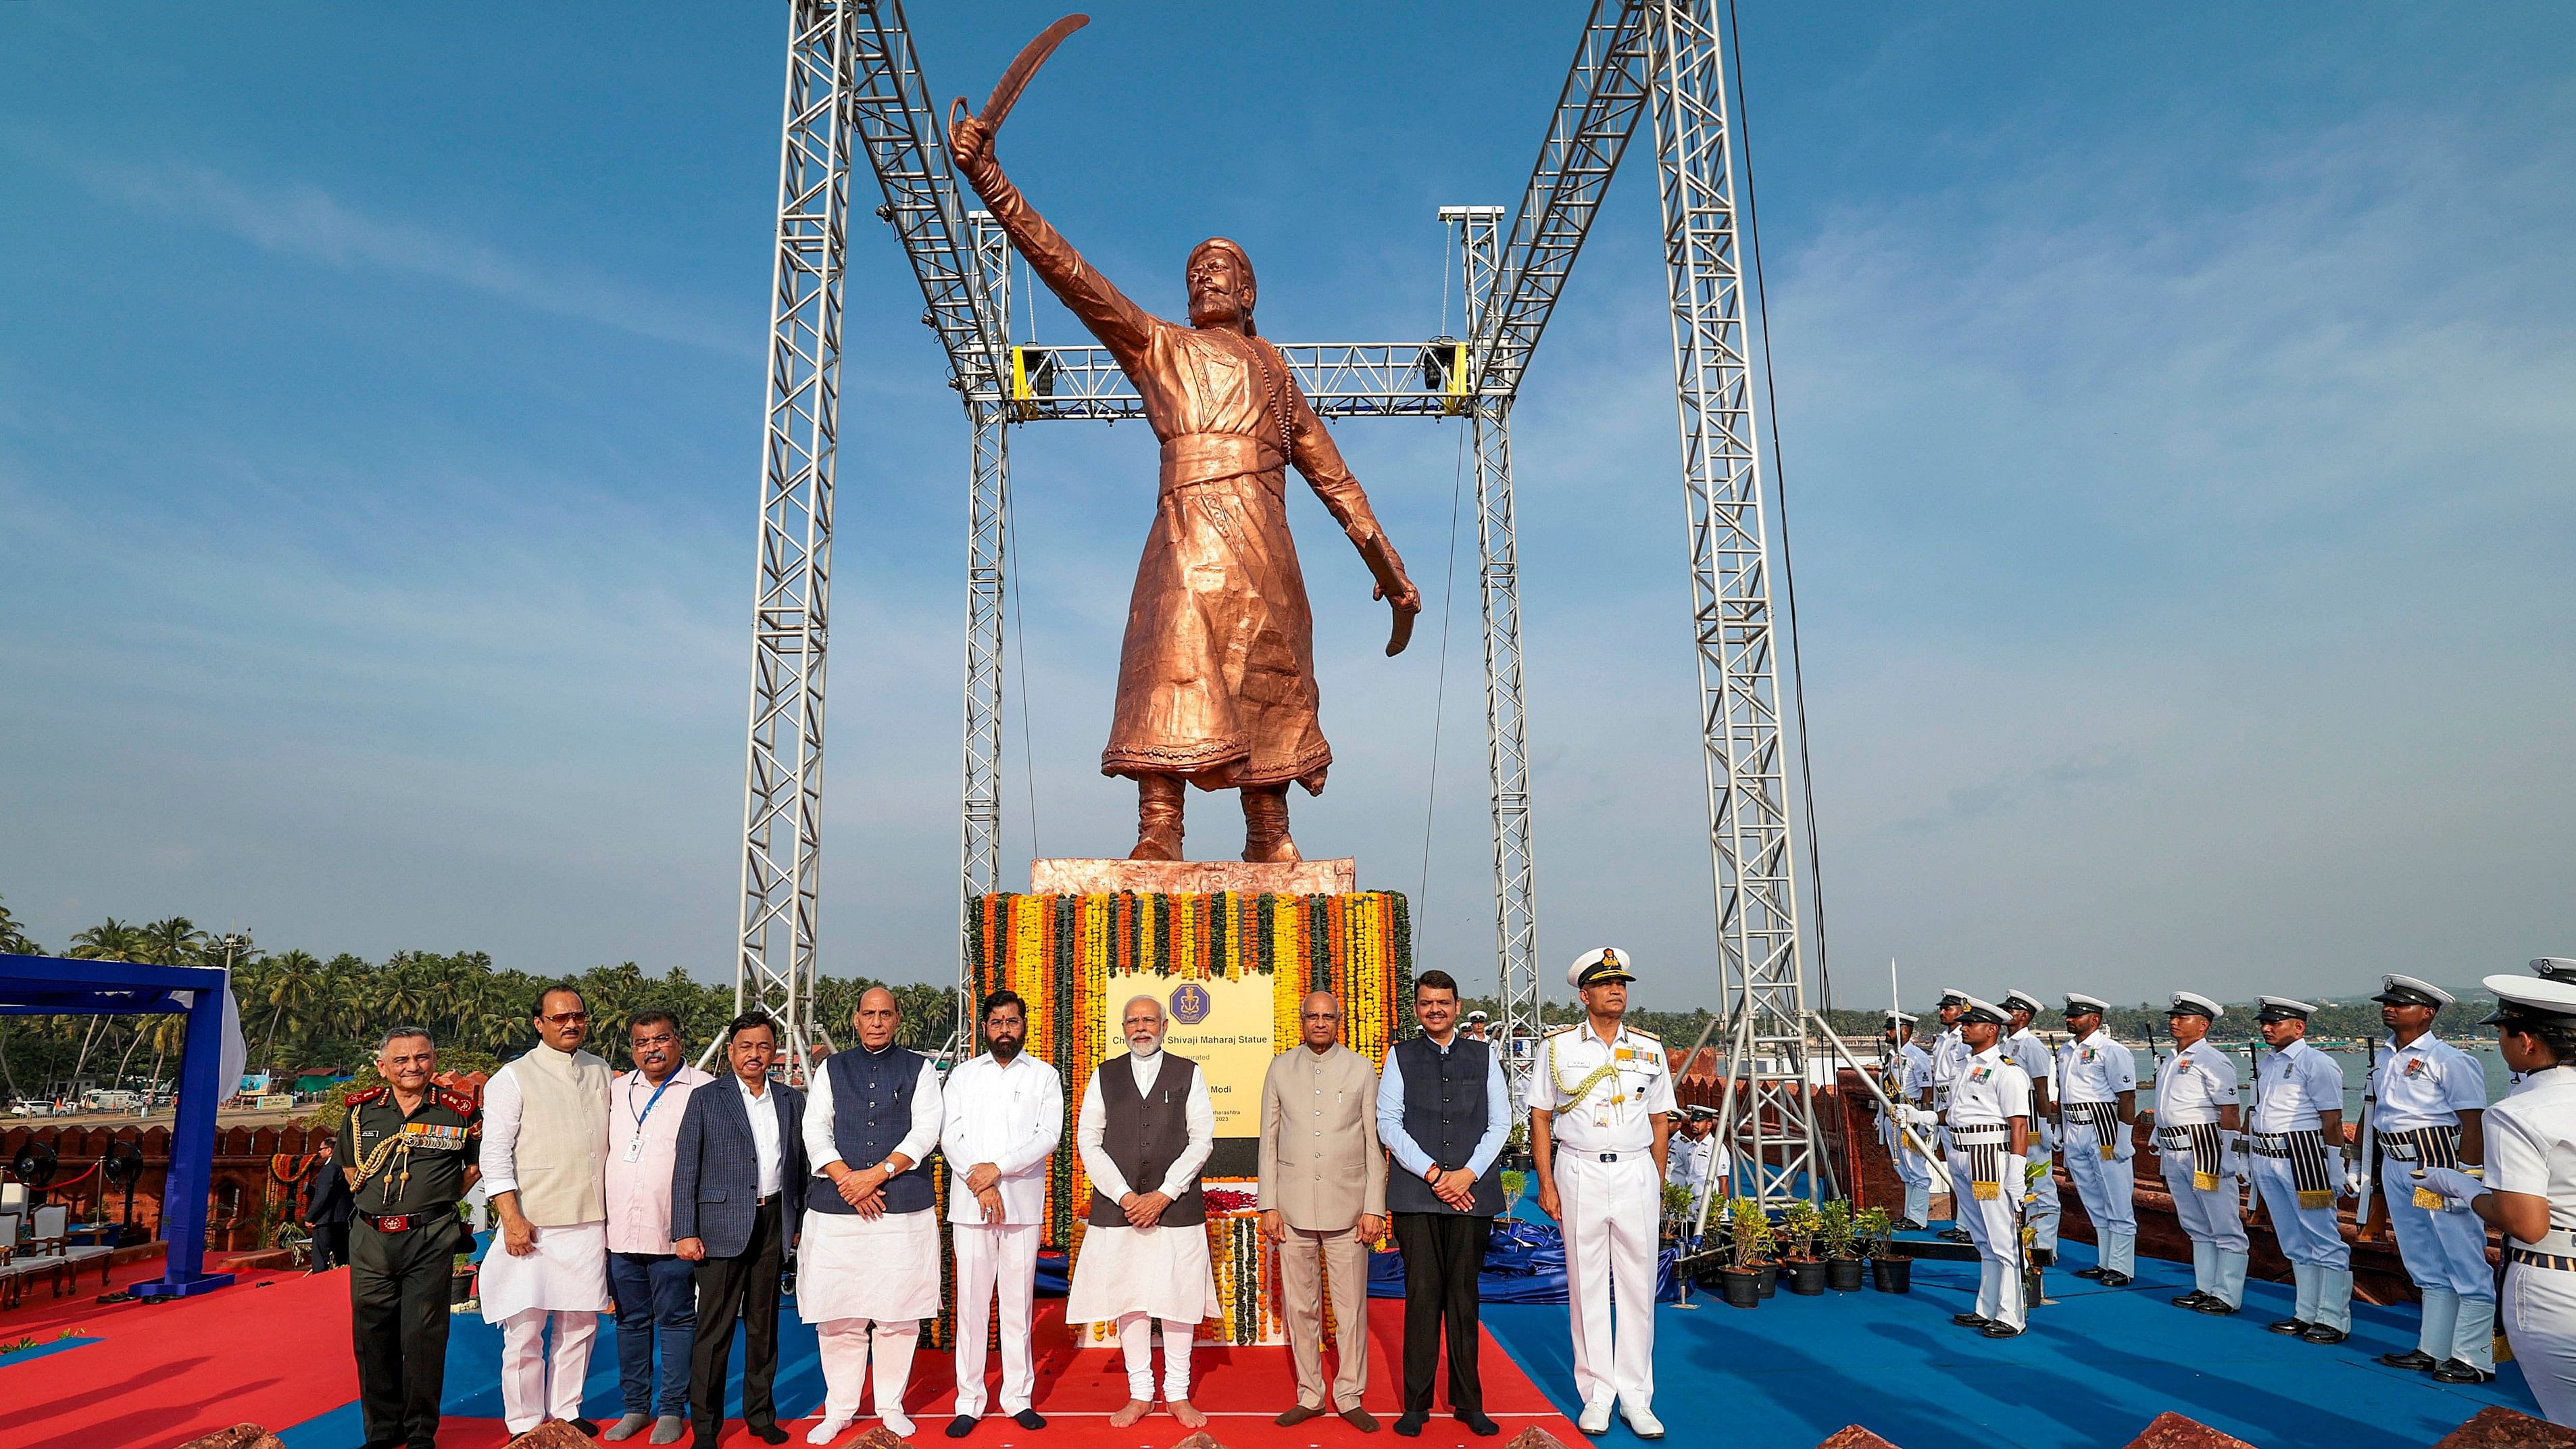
[1189,288,1243,326]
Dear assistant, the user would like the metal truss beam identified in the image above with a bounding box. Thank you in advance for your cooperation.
[734,0,855,1075]
[1645,0,1820,1207]
[1466,0,1654,397]
[1006,341,1470,421]
[1444,205,1543,1113]
[847,0,1009,399]
[956,212,1011,1061]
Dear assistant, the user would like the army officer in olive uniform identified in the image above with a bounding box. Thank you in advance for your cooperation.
[339,1025,482,1449]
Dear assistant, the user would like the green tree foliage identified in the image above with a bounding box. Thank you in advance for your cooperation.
[0,898,967,1098]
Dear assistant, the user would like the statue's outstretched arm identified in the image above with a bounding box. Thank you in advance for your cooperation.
[951,118,1154,369]
[1284,367,1423,648]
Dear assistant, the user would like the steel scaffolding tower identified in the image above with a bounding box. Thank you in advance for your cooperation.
[1645,0,1823,1206]
[731,1,1827,1200]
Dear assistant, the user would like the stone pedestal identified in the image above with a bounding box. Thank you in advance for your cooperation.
[1031,856,1356,895]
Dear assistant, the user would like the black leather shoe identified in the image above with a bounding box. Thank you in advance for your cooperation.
[1951,1311,1993,1327]
[2171,1290,2212,1308]
[1981,1321,2025,1338]
[1459,1410,1500,1437]
[2097,1270,2133,1287]
[2073,1266,2106,1280]
[1013,1410,1047,1431]
[2378,1349,2439,1371]
[1895,1219,1927,1231]
[1393,1412,1429,1438]
[947,1415,979,1438]
[1937,1227,1973,1243]
[2300,1325,2349,1344]
[749,1425,789,1446]
[2189,1296,2239,1316]
[2267,1318,2313,1335]
[570,1424,602,1441]
[2432,1359,2498,1384]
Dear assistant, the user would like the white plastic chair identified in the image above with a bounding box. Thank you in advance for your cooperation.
[32,1203,68,1257]
[0,1209,19,1262]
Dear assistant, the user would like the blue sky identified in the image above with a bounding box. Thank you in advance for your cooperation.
[2,3,2569,1011]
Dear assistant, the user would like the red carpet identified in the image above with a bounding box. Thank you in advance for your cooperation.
[0,1252,357,1449]
[5,1263,1579,1449]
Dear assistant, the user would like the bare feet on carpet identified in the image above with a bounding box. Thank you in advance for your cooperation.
[1172,1400,1208,1429]
[1109,1400,1151,1429]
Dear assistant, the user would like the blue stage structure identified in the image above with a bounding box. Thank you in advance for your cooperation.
[0,951,238,1298]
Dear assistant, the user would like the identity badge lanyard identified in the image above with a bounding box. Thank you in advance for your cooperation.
[623,1075,678,1162]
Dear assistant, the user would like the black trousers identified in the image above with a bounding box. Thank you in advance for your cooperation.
[310,1219,351,1271]
[690,1194,785,1442]
[349,1217,456,1449]
[1393,1211,1492,1415]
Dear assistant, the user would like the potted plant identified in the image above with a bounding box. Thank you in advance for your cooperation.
[1818,1199,1866,1292]
[1776,1200,1827,1295]
[1660,1183,1697,1242]
[1856,1205,1910,1294]
[1500,1168,1527,1219]
[1715,1196,1771,1308]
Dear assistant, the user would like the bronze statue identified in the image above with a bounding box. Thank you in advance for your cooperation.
[949,28,1422,866]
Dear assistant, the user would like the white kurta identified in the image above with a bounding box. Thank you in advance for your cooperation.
[797,1046,945,1325]
[1066,1052,1220,1326]
[476,1061,612,1321]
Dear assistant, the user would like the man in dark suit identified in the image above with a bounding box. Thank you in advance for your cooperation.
[673,1012,807,1449]
[305,1135,355,1272]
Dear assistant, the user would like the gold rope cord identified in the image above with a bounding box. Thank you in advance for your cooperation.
[1547,1035,1626,1109]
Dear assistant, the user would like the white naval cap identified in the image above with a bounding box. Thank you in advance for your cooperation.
[1465,1009,1489,1021]
[2533,958,2576,982]
[2372,975,2454,1010]
[2254,995,2317,1023]
[2482,974,2576,1027]
[1958,994,2009,1027]
[2166,991,2222,1020]
[1936,987,1971,1008]
[1568,946,1637,989]
[2001,989,2046,1017]
[2063,991,2111,1016]
[1885,1010,1918,1025]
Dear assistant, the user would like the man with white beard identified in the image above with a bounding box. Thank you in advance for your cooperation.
[1067,994,1219,1431]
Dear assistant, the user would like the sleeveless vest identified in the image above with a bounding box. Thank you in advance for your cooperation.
[1087,1054,1207,1228]
[1385,1034,1505,1217]
[806,1043,935,1216]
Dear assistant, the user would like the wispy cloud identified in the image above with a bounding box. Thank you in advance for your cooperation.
[41,145,749,355]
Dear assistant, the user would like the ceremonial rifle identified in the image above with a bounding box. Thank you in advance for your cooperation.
[2241,1040,2266,1226]
[2356,1031,2383,1240]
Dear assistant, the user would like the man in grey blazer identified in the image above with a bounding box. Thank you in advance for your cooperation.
[672,1012,808,1449]
[1259,991,1389,1431]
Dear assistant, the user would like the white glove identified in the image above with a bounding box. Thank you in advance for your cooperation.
[2002,1154,2029,1202]
[2224,1134,2251,1183]
[2037,1120,2058,1154]
[1904,1106,1939,1131]
[2112,1127,2136,1163]
[2342,1166,2365,1199]
[2420,1166,2489,1212]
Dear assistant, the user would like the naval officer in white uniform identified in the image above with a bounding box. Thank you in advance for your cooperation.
[1943,996,2033,1337]
[2421,974,2576,1425]
[1926,990,1974,1242]
[1531,948,1674,1441]
[2000,990,2060,1258]
[2365,974,2494,1382]
[2246,996,2353,1344]
[2138,991,2251,1315]
[1881,1012,1938,1229]
[2056,992,2139,1287]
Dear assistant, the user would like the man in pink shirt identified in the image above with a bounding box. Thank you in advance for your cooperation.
[604,1010,716,1444]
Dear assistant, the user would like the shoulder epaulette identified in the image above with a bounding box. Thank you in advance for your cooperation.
[1628,1027,1660,1041]
[438,1088,480,1115]
[345,1085,387,1106]
[1542,1024,1578,1037]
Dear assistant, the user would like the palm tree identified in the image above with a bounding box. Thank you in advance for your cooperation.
[259,950,324,1069]
[0,894,41,955]
[69,918,146,961]
[139,916,208,966]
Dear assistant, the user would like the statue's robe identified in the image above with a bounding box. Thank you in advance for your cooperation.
[973,172,1400,795]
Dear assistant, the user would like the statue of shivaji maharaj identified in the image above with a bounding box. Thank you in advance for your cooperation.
[951,93,1422,866]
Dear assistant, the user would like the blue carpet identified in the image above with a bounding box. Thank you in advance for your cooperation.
[0,1334,103,1370]
[1481,1236,2545,1449]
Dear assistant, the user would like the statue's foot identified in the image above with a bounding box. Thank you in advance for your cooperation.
[1241,783,1301,862]
[1132,773,1184,860]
